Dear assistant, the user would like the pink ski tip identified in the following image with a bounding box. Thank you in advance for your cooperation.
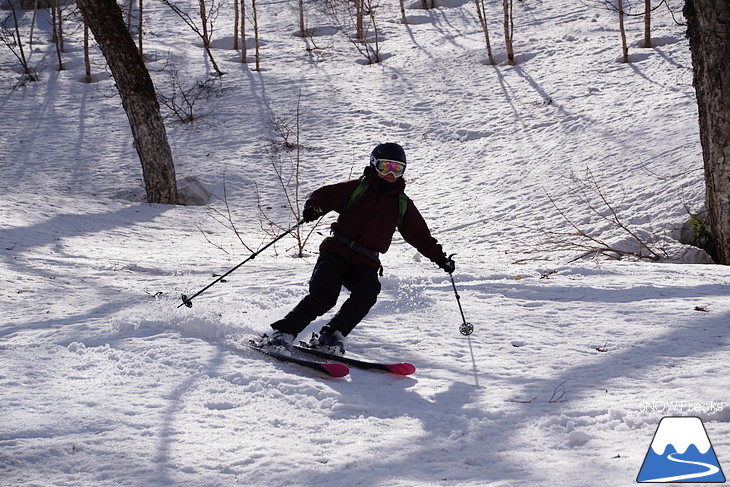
[322,363,350,377]
[385,363,416,375]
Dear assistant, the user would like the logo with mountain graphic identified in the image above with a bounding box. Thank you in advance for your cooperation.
[637,416,725,483]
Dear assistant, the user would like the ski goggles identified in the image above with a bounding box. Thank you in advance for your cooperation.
[373,158,406,178]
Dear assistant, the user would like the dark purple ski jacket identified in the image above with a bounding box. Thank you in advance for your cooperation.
[306,168,447,270]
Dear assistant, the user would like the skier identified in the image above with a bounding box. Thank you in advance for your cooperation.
[256,142,455,354]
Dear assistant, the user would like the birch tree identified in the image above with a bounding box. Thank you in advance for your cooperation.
[474,0,494,64]
[618,0,628,62]
[161,0,226,76]
[643,0,651,47]
[503,0,514,64]
[1,1,38,82]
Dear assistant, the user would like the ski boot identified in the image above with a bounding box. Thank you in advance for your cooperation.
[306,328,346,356]
[254,331,294,354]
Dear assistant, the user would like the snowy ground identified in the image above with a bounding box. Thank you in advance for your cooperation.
[1,0,728,485]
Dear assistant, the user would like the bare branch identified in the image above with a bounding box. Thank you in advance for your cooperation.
[549,379,569,403]
[516,168,671,263]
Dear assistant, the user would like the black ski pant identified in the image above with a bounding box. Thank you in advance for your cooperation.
[270,250,380,338]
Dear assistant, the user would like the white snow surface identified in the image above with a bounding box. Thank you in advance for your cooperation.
[1,1,729,486]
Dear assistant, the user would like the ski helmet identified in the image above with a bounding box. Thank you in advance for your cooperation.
[370,143,407,166]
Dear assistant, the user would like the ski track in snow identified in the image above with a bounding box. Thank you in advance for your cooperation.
[1,0,729,486]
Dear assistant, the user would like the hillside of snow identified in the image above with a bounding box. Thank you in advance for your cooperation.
[1,0,728,485]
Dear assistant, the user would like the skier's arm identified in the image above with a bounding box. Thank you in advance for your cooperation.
[305,180,360,217]
[399,201,448,265]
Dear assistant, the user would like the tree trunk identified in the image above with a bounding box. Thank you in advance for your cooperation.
[355,0,363,42]
[298,0,305,35]
[252,0,260,71]
[56,3,64,52]
[234,0,239,48]
[30,0,38,45]
[7,1,36,81]
[198,0,225,75]
[83,21,91,82]
[77,0,178,205]
[618,0,629,62]
[241,0,247,62]
[475,0,494,65]
[643,0,652,48]
[126,0,133,32]
[684,0,730,263]
[503,0,514,64]
[138,0,143,58]
[51,1,64,70]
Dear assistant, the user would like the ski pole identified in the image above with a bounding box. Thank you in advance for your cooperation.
[446,255,473,335]
[178,219,305,308]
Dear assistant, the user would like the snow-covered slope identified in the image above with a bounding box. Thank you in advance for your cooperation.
[1,0,728,485]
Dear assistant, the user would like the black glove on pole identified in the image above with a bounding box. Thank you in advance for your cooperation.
[438,255,456,274]
[179,219,305,308]
[302,206,323,223]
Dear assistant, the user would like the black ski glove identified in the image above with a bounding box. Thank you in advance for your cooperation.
[437,255,456,274]
[302,206,323,223]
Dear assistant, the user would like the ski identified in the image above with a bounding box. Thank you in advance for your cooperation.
[295,343,416,375]
[247,342,350,378]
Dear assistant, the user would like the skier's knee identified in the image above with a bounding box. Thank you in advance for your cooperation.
[309,286,339,312]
